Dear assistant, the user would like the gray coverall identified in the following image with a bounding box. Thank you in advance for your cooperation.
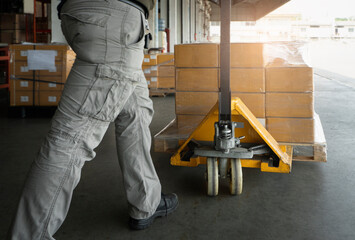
[8,0,161,239]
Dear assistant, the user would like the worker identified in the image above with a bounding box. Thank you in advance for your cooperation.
[7,0,178,238]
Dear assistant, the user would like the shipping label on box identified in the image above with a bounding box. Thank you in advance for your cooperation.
[9,90,38,106]
[266,93,314,118]
[39,91,62,106]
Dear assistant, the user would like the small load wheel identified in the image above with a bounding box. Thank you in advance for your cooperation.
[206,157,219,196]
[230,158,243,195]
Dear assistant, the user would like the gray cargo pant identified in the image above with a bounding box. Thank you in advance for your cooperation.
[8,0,161,239]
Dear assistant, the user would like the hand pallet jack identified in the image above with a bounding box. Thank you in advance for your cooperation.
[171,0,293,196]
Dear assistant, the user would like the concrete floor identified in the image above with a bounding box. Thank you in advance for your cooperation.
[1,70,355,239]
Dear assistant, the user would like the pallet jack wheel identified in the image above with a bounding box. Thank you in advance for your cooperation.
[230,158,243,195]
[206,157,219,196]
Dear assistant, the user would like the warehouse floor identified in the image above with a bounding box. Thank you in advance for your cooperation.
[1,70,355,240]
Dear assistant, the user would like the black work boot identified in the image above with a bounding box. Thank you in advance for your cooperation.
[129,193,178,230]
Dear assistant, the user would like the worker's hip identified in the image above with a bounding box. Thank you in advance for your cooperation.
[60,59,149,122]
[60,0,146,69]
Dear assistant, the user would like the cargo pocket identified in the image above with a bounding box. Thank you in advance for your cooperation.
[78,64,136,122]
[125,11,146,48]
[60,11,110,63]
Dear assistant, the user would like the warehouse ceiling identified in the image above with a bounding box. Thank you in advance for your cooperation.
[209,0,290,21]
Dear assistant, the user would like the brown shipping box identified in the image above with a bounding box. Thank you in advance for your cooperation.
[158,66,175,77]
[146,77,158,88]
[143,65,158,77]
[0,30,27,44]
[175,44,219,68]
[0,13,26,30]
[38,76,64,91]
[176,92,218,115]
[158,77,175,89]
[176,92,265,117]
[231,93,265,118]
[39,91,62,106]
[11,60,34,77]
[10,45,34,61]
[10,79,37,91]
[230,43,265,68]
[266,93,314,118]
[266,67,313,92]
[143,54,158,66]
[157,54,174,66]
[267,118,315,143]
[230,68,265,92]
[10,90,38,106]
[176,68,219,92]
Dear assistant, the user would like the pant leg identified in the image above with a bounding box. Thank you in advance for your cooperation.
[7,62,111,240]
[115,80,161,219]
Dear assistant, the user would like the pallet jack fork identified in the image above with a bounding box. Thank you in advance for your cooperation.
[171,0,293,196]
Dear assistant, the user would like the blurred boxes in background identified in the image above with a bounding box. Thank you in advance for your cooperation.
[9,44,76,107]
[142,53,175,90]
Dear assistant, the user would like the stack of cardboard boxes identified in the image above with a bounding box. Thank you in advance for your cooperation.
[9,44,76,106]
[142,53,175,90]
[0,13,30,44]
[174,42,315,144]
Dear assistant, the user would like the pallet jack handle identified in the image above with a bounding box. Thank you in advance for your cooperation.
[219,0,232,122]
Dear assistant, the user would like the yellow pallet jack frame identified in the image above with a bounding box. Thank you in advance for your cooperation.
[170,0,293,196]
[171,98,293,173]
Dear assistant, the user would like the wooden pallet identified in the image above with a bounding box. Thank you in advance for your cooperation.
[149,88,175,97]
[154,114,327,162]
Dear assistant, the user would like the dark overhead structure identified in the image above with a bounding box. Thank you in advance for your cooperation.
[209,0,290,21]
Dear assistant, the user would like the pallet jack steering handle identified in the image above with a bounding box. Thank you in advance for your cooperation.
[219,0,232,122]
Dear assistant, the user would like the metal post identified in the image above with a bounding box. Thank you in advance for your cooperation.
[219,0,231,122]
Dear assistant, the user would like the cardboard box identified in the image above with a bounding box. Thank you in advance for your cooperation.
[230,43,264,68]
[10,79,37,91]
[267,118,315,143]
[38,91,62,106]
[175,92,218,115]
[38,76,64,91]
[1,30,27,44]
[0,13,26,30]
[177,114,205,128]
[231,93,265,118]
[143,54,158,66]
[35,44,71,62]
[266,93,314,118]
[230,68,265,92]
[175,43,219,68]
[9,90,38,106]
[11,61,34,77]
[158,66,175,77]
[146,77,158,88]
[176,68,219,92]
[143,65,158,77]
[10,45,34,61]
[157,53,174,66]
[266,67,313,92]
[157,77,175,89]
